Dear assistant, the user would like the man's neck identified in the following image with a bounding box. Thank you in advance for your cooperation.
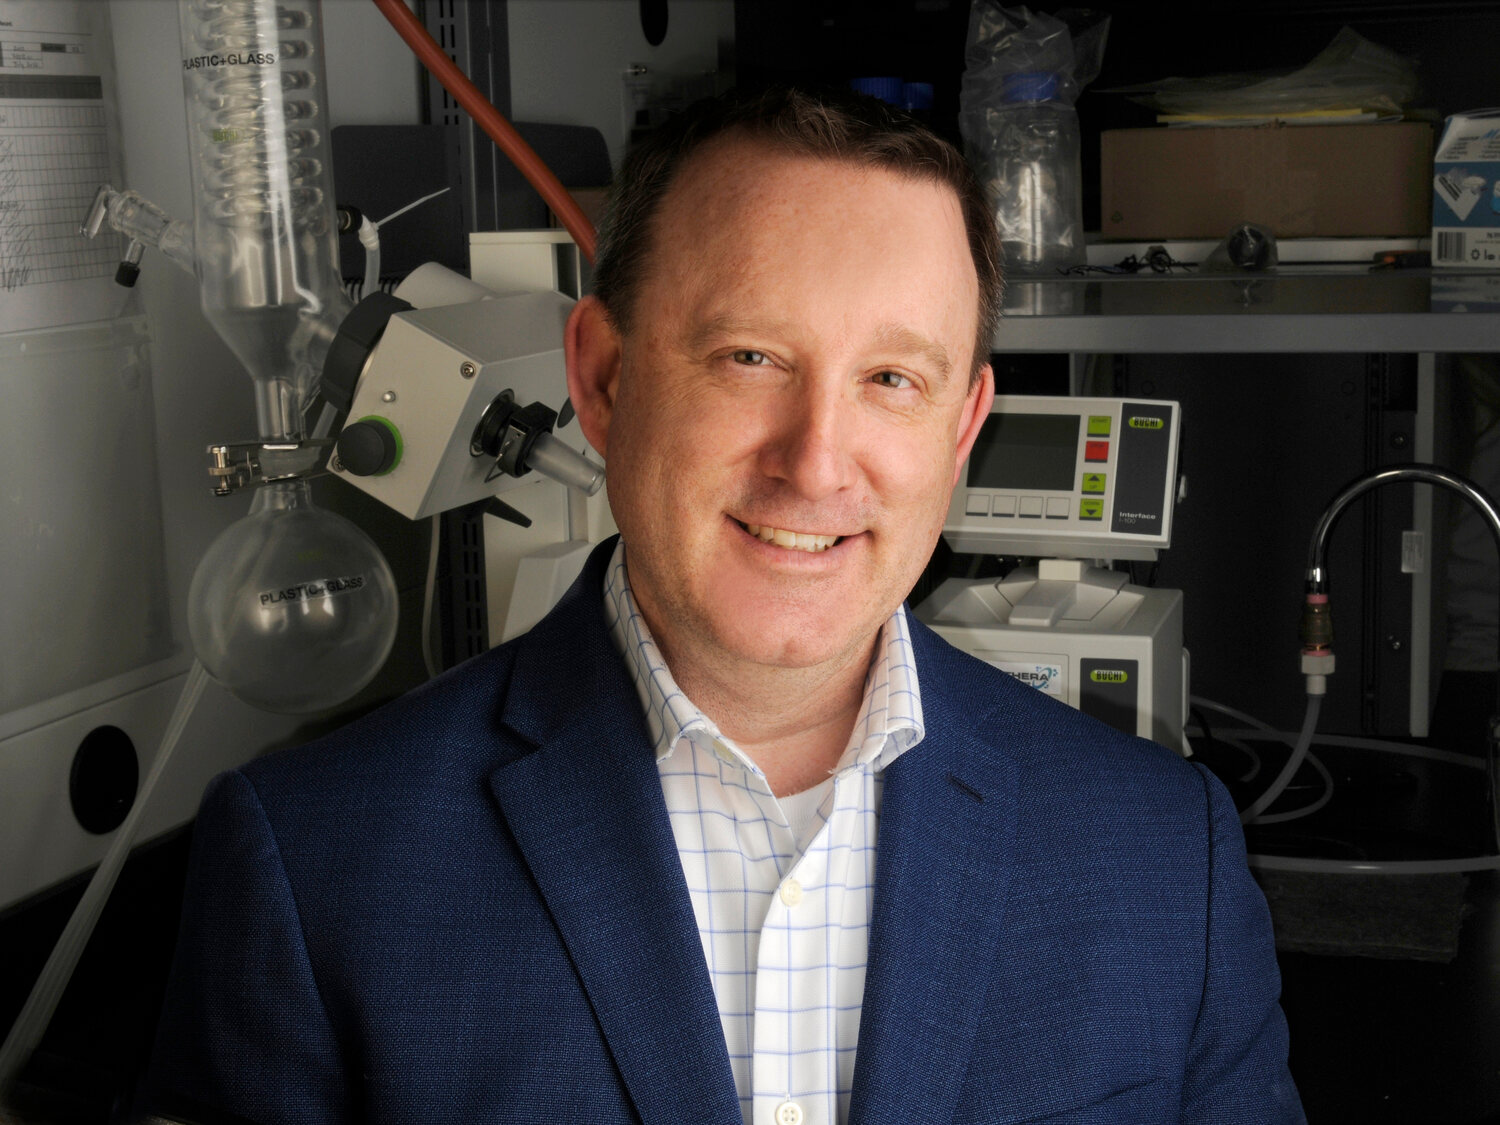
[654,628,878,798]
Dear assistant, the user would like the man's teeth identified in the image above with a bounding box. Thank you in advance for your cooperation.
[745,524,839,553]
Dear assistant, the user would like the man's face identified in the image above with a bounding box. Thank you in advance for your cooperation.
[569,137,993,678]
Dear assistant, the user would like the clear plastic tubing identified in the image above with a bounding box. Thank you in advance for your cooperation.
[1240,693,1322,824]
[1248,855,1500,876]
[179,0,349,442]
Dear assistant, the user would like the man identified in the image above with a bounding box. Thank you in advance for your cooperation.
[151,87,1303,1124]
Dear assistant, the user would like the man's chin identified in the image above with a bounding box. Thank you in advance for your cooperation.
[702,607,884,675]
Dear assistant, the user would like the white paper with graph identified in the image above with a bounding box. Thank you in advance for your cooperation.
[0,0,131,332]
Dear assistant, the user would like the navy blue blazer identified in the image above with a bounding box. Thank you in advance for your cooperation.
[151,539,1303,1124]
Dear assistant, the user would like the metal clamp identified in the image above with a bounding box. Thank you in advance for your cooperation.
[205,438,335,495]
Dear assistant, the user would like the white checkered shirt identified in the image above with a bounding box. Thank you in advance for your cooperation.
[603,541,926,1125]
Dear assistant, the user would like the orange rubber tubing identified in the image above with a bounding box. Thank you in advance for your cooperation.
[371,0,599,264]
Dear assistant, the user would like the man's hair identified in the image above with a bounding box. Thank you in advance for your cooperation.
[591,85,1002,381]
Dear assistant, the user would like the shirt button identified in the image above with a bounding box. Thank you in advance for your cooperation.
[779,878,803,907]
[775,1100,804,1125]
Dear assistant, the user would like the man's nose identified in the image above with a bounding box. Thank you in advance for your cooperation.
[759,378,858,499]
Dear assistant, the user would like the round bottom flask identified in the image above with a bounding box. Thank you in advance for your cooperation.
[188,479,399,713]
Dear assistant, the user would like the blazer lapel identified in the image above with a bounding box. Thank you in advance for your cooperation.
[847,617,1021,1125]
[486,543,742,1125]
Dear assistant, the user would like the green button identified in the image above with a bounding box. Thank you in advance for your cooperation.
[1081,472,1106,494]
[1087,415,1112,436]
[1080,498,1104,521]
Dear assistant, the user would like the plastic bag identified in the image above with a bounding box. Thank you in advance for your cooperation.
[959,5,1109,273]
[1104,27,1417,119]
[960,4,1110,113]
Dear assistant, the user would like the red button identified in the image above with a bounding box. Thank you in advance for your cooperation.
[1085,440,1109,463]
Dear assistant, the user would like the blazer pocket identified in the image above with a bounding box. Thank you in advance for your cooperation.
[1004,1077,1166,1124]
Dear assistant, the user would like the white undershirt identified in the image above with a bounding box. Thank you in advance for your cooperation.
[779,776,836,851]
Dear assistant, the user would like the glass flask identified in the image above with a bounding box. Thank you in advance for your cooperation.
[188,479,398,714]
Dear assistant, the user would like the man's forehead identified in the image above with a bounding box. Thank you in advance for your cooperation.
[666,132,799,193]
[658,133,958,227]
[630,133,982,368]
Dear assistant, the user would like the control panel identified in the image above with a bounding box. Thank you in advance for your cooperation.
[944,395,1180,560]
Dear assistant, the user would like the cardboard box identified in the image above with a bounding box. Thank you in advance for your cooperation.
[1101,122,1434,240]
[1432,109,1500,267]
[1432,272,1500,311]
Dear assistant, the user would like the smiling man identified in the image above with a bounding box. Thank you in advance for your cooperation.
[566,120,993,799]
[150,88,1303,1125]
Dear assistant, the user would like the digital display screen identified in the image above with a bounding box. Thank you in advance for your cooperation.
[966,413,1080,491]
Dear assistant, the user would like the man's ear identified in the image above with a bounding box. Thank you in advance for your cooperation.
[565,295,623,458]
[951,362,995,486]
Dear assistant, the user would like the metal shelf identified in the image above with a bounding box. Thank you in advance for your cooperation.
[992,269,1500,353]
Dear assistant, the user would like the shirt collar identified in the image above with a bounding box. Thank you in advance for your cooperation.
[602,539,925,777]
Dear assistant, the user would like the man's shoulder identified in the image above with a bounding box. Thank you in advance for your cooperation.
[907,610,1203,799]
[907,612,1232,895]
[240,544,623,804]
[239,635,529,800]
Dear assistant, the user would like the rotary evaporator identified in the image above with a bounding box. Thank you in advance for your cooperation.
[89,0,399,715]
[3,0,606,1099]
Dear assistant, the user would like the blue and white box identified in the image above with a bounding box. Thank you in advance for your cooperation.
[1433,108,1500,267]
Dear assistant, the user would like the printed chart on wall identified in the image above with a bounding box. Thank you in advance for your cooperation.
[0,0,130,333]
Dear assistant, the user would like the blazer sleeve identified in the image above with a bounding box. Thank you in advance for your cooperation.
[1180,763,1306,1124]
[149,770,349,1125]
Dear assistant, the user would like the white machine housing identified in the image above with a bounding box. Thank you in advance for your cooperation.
[945,394,1180,562]
[330,289,590,520]
[918,560,1189,754]
[923,394,1188,755]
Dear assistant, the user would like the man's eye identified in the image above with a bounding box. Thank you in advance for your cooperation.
[871,370,912,389]
[731,349,770,366]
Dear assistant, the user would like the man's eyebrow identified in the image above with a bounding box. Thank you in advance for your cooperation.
[685,315,954,384]
[684,314,792,354]
[871,323,954,385]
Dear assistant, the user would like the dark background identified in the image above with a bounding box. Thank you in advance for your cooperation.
[737,0,1500,230]
[7,2,1500,1122]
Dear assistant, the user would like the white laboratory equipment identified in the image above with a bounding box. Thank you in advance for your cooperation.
[312,248,609,643]
[319,264,602,522]
[916,395,1188,753]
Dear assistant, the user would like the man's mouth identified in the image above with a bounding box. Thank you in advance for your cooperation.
[741,522,841,553]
